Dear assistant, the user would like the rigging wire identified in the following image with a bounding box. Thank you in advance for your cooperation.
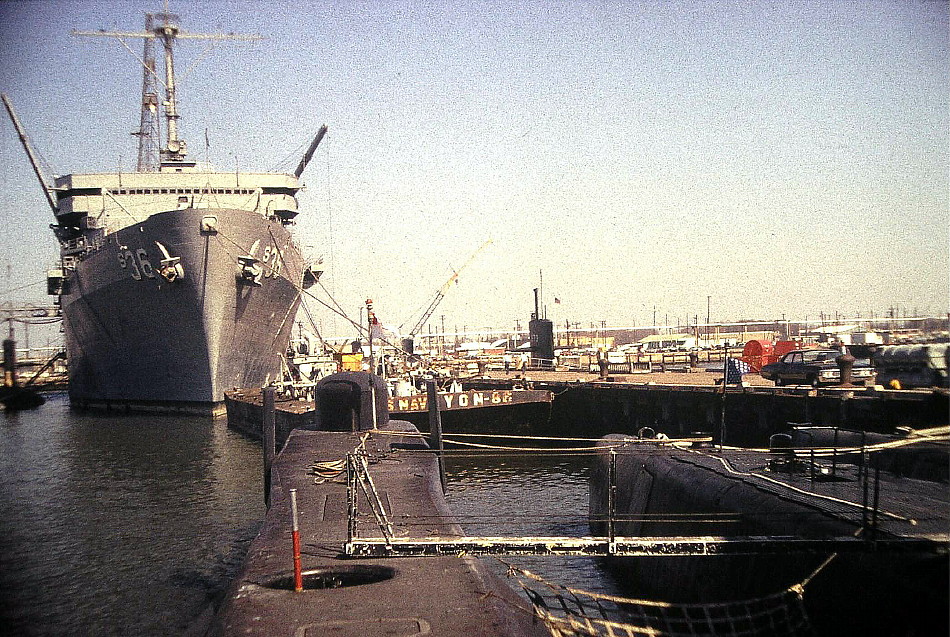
[297,296,329,352]
[268,136,311,173]
[0,279,48,296]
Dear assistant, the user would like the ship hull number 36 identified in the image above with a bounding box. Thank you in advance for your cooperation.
[117,240,282,281]
[117,248,154,281]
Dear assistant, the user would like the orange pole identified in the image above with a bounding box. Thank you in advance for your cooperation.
[290,488,303,592]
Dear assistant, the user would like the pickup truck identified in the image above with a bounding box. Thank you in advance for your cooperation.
[760,348,875,387]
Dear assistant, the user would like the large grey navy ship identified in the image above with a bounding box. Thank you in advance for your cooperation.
[4,10,324,412]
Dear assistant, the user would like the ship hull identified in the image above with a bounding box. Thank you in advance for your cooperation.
[60,208,303,412]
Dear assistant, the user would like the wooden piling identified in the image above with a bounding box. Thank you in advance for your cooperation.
[426,380,446,494]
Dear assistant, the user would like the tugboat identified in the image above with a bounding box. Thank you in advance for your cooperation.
[3,9,325,412]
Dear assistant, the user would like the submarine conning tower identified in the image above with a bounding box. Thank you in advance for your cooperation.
[313,371,389,431]
[529,287,554,368]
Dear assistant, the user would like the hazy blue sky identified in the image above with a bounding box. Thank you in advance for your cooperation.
[0,0,946,338]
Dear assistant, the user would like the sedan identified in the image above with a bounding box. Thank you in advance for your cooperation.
[760,349,875,387]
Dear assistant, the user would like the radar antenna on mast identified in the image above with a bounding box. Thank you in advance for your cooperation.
[72,11,262,171]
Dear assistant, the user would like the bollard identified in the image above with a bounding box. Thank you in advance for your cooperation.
[290,488,303,592]
[426,380,446,494]
[263,386,276,507]
[836,350,856,387]
[3,338,17,387]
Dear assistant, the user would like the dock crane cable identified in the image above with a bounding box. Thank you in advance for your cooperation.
[297,295,329,352]
[212,219,410,356]
[399,239,493,337]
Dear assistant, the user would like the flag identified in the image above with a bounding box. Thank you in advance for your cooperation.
[554,297,561,304]
[725,358,752,384]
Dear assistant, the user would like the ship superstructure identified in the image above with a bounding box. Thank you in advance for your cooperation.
[5,10,324,412]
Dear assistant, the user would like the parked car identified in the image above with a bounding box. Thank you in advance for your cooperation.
[760,348,875,387]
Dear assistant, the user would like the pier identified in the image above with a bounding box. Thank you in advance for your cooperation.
[463,372,949,447]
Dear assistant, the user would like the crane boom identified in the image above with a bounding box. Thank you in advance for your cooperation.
[1,94,58,214]
[294,124,328,178]
[406,239,493,337]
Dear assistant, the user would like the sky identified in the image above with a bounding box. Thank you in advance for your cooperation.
[0,0,947,341]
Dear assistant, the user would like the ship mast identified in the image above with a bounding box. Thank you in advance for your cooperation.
[155,11,185,164]
[72,10,261,171]
[133,13,160,171]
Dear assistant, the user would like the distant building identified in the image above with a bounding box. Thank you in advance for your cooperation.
[638,334,697,350]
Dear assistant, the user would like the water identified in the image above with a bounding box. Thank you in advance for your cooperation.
[443,450,629,598]
[1,395,622,635]
[0,393,265,636]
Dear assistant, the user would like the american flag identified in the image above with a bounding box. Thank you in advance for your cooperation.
[725,358,752,384]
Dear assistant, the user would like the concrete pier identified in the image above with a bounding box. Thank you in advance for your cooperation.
[212,422,546,636]
[224,387,313,449]
[464,375,949,447]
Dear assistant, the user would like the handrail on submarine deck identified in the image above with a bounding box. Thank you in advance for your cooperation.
[341,433,950,559]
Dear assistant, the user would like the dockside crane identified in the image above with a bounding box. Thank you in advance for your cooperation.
[402,239,493,339]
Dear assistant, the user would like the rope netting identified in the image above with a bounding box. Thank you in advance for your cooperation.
[501,562,814,637]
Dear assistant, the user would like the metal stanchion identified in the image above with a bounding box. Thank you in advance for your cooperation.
[608,449,617,548]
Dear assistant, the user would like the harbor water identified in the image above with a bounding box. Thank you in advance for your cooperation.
[0,393,265,636]
[444,450,629,598]
[1,394,620,635]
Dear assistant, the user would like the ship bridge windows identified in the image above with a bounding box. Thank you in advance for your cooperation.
[261,186,300,196]
[106,187,257,196]
[56,187,103,200]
